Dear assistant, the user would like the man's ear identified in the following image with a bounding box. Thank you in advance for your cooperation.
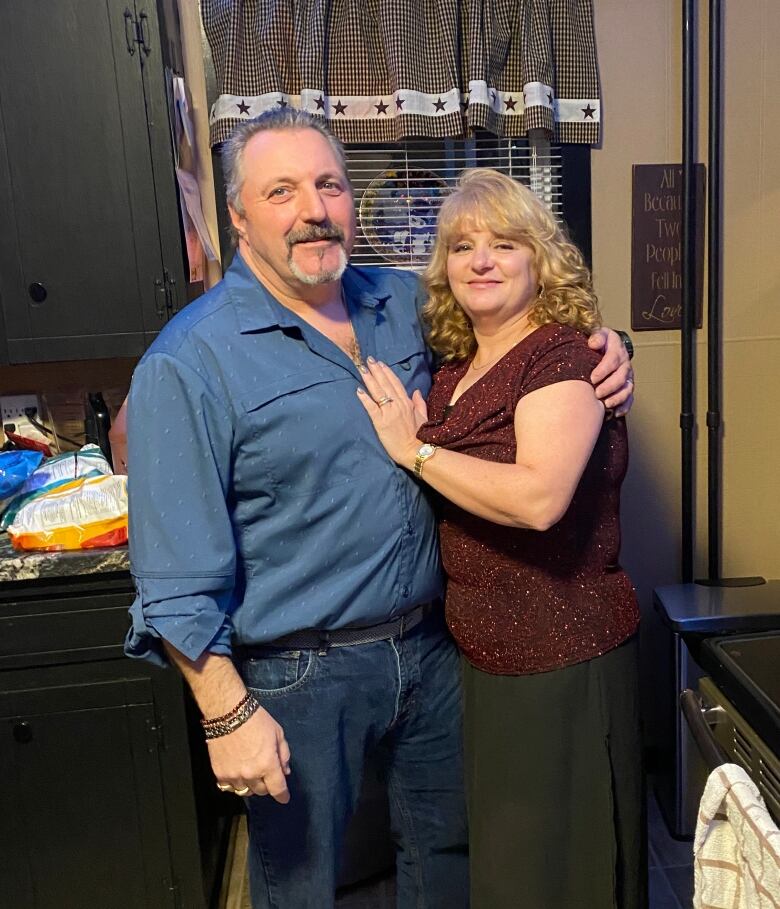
[228,205,245,241]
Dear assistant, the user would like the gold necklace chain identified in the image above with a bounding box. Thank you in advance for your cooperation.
[469,320,535,373]
[469,346,517,373]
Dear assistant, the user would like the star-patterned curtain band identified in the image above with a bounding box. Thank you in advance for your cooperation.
[201,0,601,146]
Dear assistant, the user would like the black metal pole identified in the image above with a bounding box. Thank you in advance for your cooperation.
[681,0,697,583]
[696,0,765,589]
[706,0,722,582]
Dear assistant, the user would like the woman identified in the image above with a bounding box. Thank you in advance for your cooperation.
[356,169,645,908]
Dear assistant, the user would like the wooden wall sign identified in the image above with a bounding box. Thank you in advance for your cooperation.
[631,164,705,331]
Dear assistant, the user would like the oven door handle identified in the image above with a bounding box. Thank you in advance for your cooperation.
[680,688,730,771]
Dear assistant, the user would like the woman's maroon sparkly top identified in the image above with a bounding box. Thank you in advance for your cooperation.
[418,323,640,675]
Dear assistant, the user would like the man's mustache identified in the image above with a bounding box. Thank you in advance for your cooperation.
[286,224,346,251]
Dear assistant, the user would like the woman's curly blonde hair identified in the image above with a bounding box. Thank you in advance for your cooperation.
[422,168,601,361]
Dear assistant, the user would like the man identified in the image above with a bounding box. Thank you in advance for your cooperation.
[126,109,633,908]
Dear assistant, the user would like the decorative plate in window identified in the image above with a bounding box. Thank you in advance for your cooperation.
[359,169,450,267]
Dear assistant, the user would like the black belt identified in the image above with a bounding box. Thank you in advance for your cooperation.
[236,601,435,654]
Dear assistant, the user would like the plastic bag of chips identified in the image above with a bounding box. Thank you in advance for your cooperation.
[6,473,128,551]
[0,444,112,531]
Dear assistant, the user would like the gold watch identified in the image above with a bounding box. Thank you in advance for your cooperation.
[413,443,438,477]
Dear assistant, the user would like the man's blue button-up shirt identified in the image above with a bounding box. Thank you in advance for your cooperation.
[125,254,443,665]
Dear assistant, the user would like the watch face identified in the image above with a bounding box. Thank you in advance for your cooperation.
[419,444,435,458]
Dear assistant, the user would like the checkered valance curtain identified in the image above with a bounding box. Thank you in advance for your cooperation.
[202,0,601,146]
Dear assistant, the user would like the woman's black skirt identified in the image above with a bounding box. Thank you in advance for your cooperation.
[463,636,647,909]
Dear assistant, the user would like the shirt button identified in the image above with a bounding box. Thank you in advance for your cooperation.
[399,362,412,371]
[401,585,410,597]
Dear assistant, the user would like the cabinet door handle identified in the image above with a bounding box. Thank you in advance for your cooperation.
[13,722,33,744]
[154,278,168,319]
[123,8,136,56]
[138,11,152,56]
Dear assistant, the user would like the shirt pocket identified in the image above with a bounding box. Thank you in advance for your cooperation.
[236,367,379,496]
[383,343,431,397]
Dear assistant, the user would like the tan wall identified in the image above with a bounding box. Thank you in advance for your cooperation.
[592,0,780,740]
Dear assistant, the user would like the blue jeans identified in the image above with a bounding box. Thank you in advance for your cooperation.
[237,608,469,909]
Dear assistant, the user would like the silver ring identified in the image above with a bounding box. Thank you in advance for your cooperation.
[234,786,251,796]
[376,396,393,407]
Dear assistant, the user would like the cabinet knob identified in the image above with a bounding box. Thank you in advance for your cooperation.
[28,283,47,304]
[13,722,33,744]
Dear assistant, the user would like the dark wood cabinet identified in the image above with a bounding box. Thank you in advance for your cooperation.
[0,573,226,909]
[0,0,185,364]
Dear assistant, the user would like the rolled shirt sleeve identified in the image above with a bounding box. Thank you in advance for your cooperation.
[125,351,237,665]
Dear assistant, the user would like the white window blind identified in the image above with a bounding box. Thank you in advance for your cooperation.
[345,135,562,270]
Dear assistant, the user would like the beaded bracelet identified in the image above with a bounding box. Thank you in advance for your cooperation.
[200,692,253,729]
[201,693,261,740]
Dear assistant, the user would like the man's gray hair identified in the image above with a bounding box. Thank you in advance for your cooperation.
[222,109,351,218]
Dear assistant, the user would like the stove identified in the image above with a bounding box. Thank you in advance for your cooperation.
[697,633,780,824]
[653,581,780,837]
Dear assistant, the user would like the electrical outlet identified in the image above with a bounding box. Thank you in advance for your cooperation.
[1,394,41,424]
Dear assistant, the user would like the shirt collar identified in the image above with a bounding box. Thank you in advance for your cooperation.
[227,253,297,334]
[227,252,391,333]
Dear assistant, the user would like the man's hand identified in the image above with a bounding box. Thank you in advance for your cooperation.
[163,644,292,804]
[208,704,291,803]
[588,328,635,417]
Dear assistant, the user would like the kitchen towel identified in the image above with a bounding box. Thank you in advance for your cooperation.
[694,763,780,908]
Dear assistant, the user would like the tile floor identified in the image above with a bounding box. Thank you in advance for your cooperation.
[647,785,696,909]
[224,785,695,908]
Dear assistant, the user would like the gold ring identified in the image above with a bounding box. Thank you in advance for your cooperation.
[216,782,234,793]
[376,396,393,406]
[234,786,251,796]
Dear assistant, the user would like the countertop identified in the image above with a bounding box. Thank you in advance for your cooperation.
[0,532,130,583]
[653,581,780,633]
